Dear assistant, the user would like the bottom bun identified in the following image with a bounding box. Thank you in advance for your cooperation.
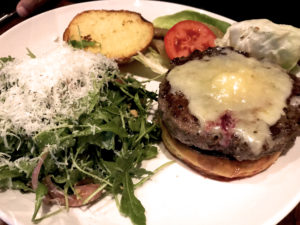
[161,123,281,180]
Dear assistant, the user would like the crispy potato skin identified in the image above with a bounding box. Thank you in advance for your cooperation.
[63,10,154,63]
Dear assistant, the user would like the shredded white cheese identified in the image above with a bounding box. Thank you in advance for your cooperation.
[0,43,117,136]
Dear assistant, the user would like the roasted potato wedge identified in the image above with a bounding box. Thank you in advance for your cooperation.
[63,10,154,63]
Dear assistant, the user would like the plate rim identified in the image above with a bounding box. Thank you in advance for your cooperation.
[0,1,299,225]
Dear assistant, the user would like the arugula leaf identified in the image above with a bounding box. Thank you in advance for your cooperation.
[120,172,146,225]
[32,183,48,222]
[0,165,23,180]
[142,145,158,160]
[0,56,14,63]
[68,39,100,49]
[11,180,33,192]
[15,157,38,178]
[26,48,36,58]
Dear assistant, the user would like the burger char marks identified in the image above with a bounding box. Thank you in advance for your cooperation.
[171,46,248,66]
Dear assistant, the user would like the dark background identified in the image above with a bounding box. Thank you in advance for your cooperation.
[1,0,299,28]
[171,0,300,27]
[168,0,298,27]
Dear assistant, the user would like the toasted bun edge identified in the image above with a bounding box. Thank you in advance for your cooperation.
[161,122,281,180]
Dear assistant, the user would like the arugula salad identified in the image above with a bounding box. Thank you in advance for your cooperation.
[0,43,163,225]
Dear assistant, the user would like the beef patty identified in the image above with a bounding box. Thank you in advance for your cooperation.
[158,47,300,161]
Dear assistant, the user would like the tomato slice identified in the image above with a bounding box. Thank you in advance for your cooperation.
[164,20,216,59]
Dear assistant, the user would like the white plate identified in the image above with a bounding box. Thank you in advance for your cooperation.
[1,1,299,225]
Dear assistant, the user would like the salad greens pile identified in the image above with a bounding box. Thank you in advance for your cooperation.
[0,55,162,225]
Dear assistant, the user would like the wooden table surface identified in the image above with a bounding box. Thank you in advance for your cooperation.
[0,1,299,225]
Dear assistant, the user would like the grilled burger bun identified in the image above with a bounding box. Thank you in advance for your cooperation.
[158,47,300,180]
[63,10,154,64]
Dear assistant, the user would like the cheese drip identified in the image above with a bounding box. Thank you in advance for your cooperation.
[167,50,292,155]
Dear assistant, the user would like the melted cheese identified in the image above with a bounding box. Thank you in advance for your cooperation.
[0,43,117,136]
[167,49,292,155]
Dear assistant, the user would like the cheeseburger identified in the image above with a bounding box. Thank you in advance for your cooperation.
[158,47,300,180]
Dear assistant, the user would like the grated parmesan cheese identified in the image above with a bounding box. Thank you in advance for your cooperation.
[0,43,118,136]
